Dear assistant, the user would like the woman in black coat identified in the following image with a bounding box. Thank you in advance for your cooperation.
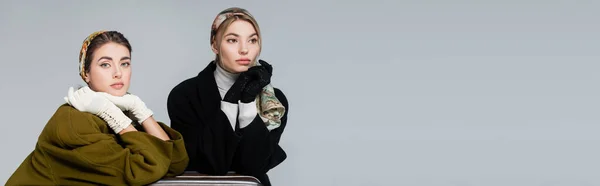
[167,7,289,186]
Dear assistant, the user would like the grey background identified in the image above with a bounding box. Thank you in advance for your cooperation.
[1,0,599,185]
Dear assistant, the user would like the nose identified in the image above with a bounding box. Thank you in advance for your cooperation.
[113,66,122,79]
[239,44,248,55]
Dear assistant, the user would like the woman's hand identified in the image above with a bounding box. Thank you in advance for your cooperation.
[240,60,273,103]
[97,92,154,124]
[97,92,170,141]
[223,60,273,103]
[64,86,133,134]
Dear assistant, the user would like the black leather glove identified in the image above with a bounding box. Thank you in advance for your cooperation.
[240,60,273,103]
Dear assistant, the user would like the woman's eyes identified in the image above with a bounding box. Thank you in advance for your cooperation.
[99,62,130,68]
[226,38,258,44]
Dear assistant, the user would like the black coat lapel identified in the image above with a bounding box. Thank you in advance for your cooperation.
[195,62,241,170]
[195,62,222,124]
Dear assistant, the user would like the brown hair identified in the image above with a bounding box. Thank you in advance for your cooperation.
[81,31,132,75]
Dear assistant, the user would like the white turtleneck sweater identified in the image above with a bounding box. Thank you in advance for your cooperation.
[214,63,260,130]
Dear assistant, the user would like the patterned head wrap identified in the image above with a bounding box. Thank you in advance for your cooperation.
[210,7,256,46]
[78,30,107,81]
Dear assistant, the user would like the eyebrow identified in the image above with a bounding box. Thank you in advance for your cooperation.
[224,33,258,37]
[97,56,112,62]
[97,56,131,62]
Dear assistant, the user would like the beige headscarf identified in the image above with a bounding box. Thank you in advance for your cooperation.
[78,30,107,81]
[211,7,285,130]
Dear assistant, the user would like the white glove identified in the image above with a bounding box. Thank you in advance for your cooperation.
[64,86,132,133]
[97,92,153,124]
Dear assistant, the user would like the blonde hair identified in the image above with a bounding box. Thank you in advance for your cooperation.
[211,9,262,66]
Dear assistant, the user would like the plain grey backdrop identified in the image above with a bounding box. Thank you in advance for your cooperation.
[1,0,599,185]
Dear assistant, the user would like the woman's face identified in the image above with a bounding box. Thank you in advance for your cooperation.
[213,20,260,73]
[84,42,132,96]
